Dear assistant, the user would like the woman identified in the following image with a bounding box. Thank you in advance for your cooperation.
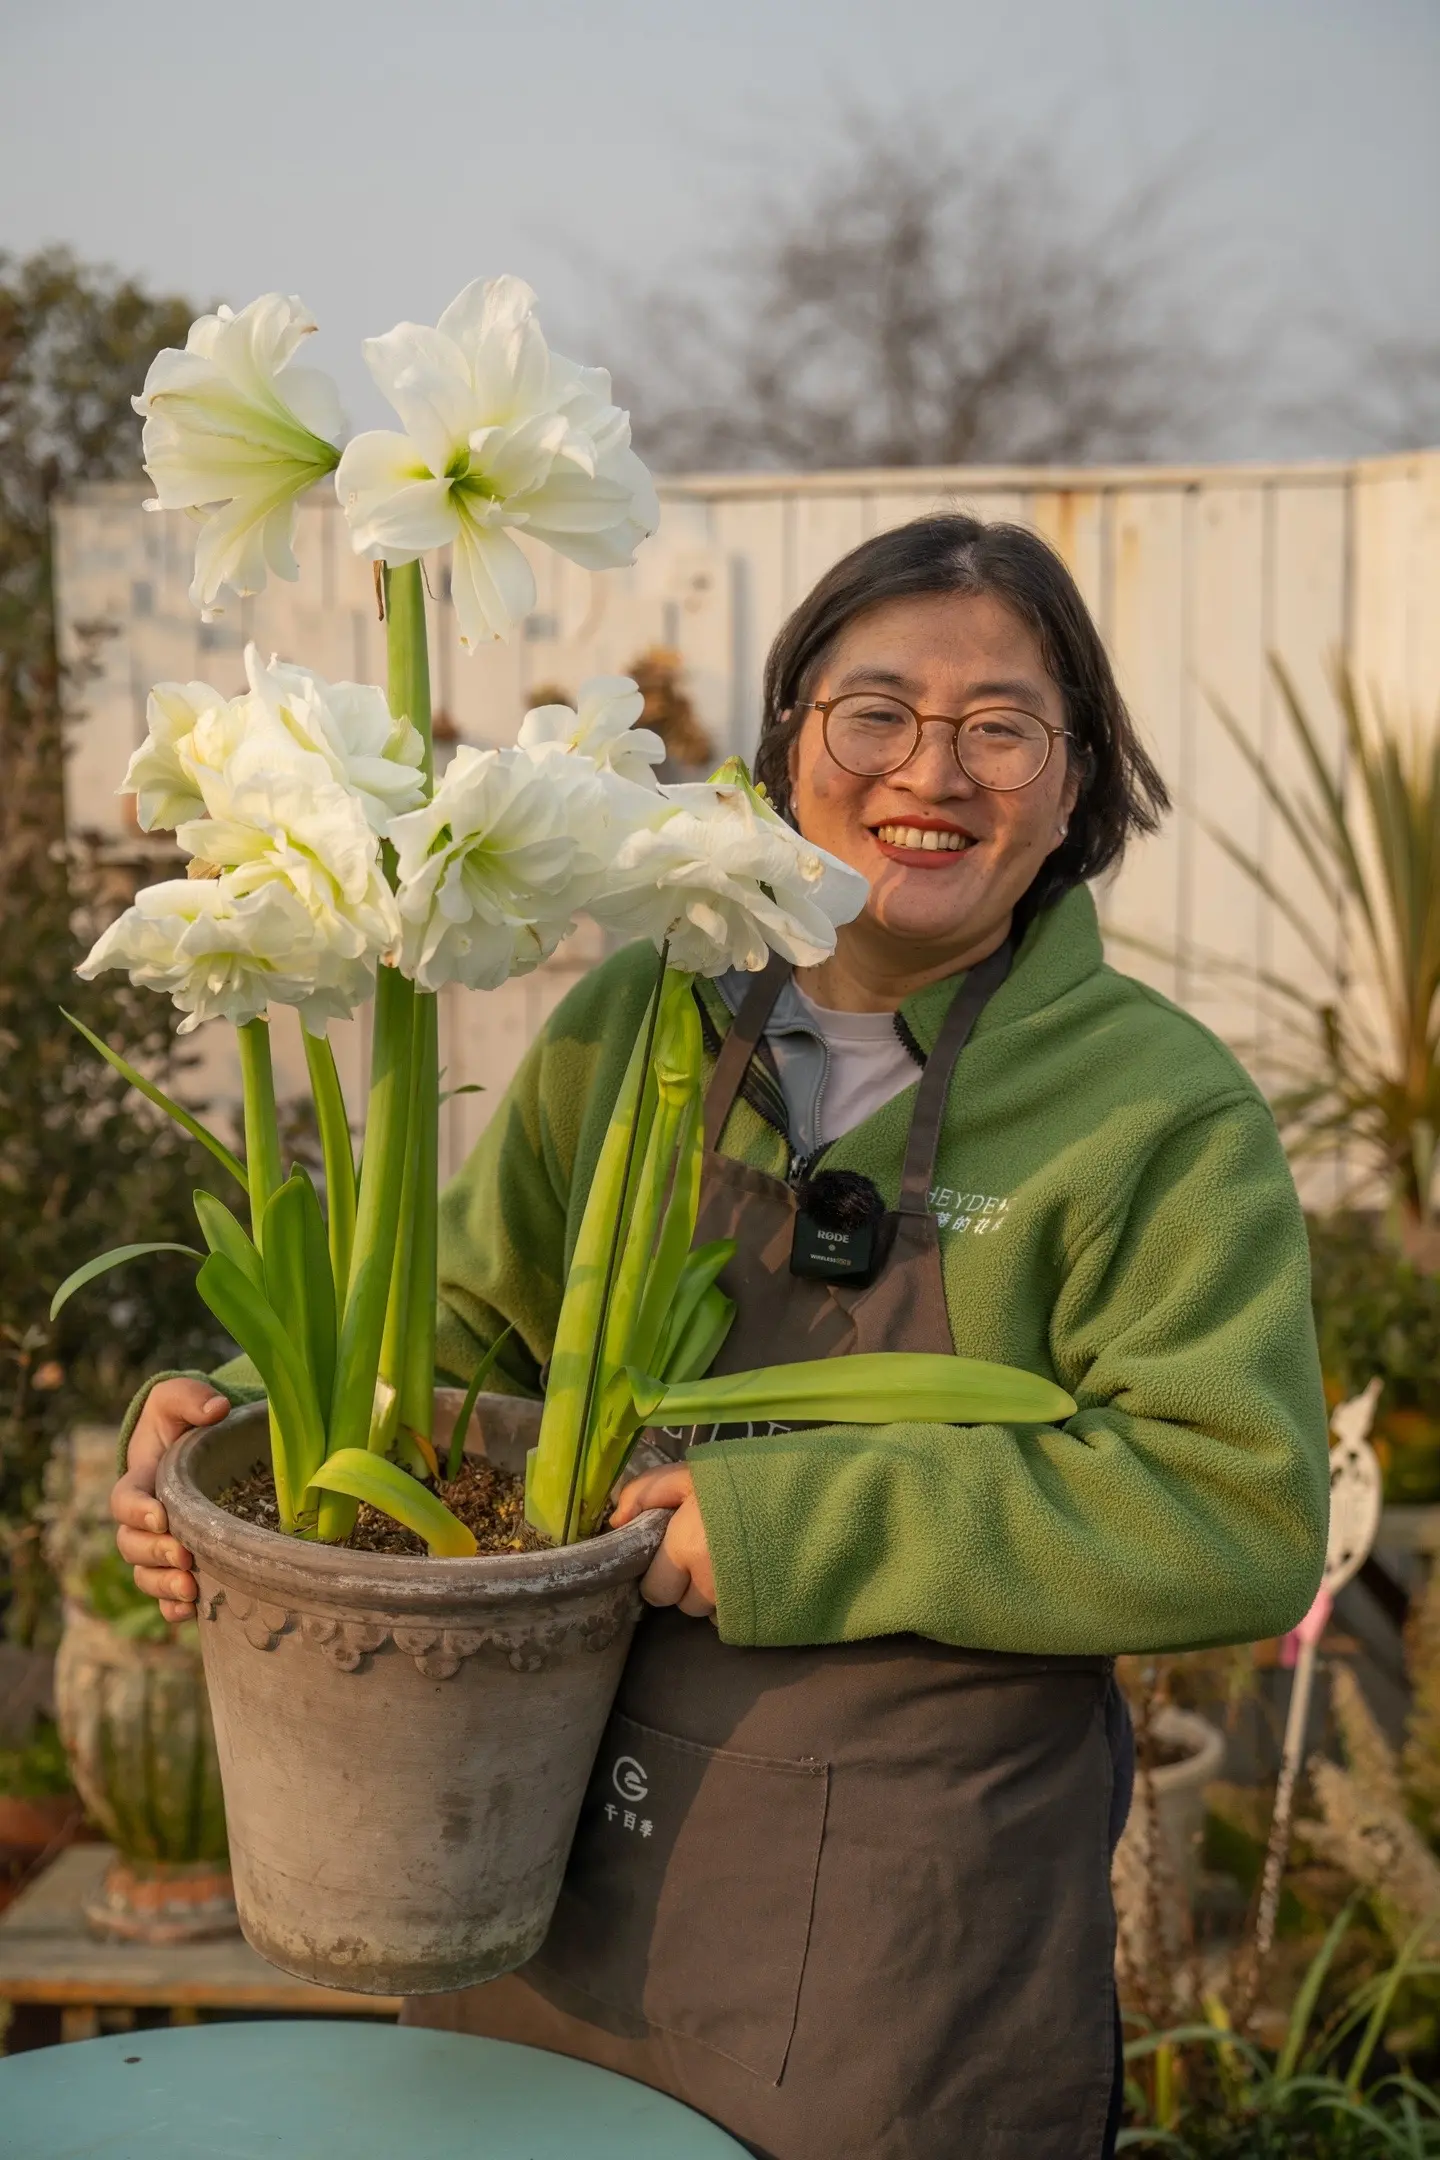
[113,517,1330,2160]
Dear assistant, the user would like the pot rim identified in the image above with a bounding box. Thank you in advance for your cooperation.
[157,1400,669,1615]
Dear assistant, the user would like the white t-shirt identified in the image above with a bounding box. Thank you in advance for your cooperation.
[787,983,919,1147]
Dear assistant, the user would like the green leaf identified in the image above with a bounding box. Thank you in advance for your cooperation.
[527,983,661,1543]
[262,1172,337,1424]
[446,1323,517,1483]
[62,1009,248,1194]
[193,1192,263,1292]
[330,965,416,1456]
[50,1241,200,1321]
[303,1030,356,1294]
[662,1282,736,1386]
[654,1240,736,1377]
[196,1252,327,1529]
[626,1352,1077,1430]
[306,1449,476,1557]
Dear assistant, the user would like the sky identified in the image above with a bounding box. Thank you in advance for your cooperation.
[3,0,1438,458]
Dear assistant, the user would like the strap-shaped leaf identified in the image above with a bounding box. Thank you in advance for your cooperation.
[50,1242,200,1321]
[62,1009,248,1194]
[653,1240,737,1378]
[303,1030,356,1294]
[262,1173,337,1424]
[194,1193,264,1291]
[196,1253,327,1523]
[446,1322,517,1482]
[626,1351,1076,1430]
[306,1449,477,1557]
[661,1282,736,1387]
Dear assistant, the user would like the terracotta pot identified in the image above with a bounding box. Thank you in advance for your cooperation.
[54,1603,228,1867]
[157,1388,666,1996]
[84,1853,238,1944]
[0,1791,82,1863]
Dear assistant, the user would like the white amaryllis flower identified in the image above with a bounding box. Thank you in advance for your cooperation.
[77,877,367,1035]
[120,678,226,832]
[335,277,659,651]
[589,763,869,975]
[121,646,425,837]
[178,746,401,975]
[135,294,344,616]
[389,745,606,991]
[517,675,665,787]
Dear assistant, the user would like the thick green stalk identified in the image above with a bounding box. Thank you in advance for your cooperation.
[382,559,438,1449]
[303,1031,356,1296]
[237,1019,283,1254]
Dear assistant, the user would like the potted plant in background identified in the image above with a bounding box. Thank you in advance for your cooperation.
[54,276,1076,1996]
[42,1423,231,1941]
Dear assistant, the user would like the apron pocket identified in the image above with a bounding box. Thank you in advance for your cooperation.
[530,1709,829,2084]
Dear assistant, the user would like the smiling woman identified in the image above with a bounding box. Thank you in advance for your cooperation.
[395,515,1328,2160]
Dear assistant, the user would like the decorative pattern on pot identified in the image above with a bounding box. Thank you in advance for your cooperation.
[195,1579,633,1676]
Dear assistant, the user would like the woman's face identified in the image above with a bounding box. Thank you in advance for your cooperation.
[788,589,1080,958]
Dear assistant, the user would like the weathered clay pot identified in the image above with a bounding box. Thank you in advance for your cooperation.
[157,1388,666,1996]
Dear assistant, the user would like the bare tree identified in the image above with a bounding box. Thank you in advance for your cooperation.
[1336,333,1440,452]
[615,118,1222,472]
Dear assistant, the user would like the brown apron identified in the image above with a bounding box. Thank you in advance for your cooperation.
[406,950,1127,2160]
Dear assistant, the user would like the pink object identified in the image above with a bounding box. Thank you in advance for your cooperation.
[1280,1586,1333,1668]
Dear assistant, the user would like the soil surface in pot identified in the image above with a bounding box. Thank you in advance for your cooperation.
[217,1458,551,1557]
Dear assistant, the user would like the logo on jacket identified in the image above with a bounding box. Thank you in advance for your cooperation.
[612,1754,649,1803]
[929,1186,1012,1237]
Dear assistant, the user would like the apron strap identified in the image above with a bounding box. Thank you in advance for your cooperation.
[897,938,1013,1216]
[703,953,791,1151]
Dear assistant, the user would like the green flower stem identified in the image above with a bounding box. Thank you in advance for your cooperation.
[237,1019,282,1254]
[380,559,438,1453]
[383,562,434,781]
[303,1031,356,1297]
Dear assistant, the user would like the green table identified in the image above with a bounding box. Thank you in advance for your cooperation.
[0,2018,751,2157]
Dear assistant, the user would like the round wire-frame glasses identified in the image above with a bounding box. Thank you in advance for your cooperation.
[802,694,1072,793]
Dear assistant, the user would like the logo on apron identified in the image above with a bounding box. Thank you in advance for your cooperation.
[612,1754,649,1803]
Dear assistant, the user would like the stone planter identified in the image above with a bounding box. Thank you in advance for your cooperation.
[53,1602,233,1943]
[156,1388,666,1996]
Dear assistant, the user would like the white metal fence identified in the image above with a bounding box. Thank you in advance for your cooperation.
[53,452,1440,1185]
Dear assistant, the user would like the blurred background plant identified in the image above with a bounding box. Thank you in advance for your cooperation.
[1201,663,1440,1267]
[0,248,231,1649]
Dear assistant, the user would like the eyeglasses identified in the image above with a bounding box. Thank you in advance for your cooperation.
[801,693,1072,793]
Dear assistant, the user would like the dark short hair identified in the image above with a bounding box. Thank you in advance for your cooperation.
[754,514,1170,917]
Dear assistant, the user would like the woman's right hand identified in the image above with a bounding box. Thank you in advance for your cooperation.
[109,1380,231,1622]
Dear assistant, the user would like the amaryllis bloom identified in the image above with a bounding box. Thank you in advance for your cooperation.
[178,747,401,972]
[241,648,425,831]
[517,675,665,787]
[122,647,425,838]
[120,677,226,831]
[389,745,606,991]
[135,294,344,616]
[589,765,869,975]
[77,877,366,1035]
[335,277,659,650]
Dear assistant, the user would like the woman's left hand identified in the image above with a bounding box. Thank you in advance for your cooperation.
[611,1466,717,1619]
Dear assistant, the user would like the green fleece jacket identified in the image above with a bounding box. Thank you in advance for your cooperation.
[436,885,1329,1658]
